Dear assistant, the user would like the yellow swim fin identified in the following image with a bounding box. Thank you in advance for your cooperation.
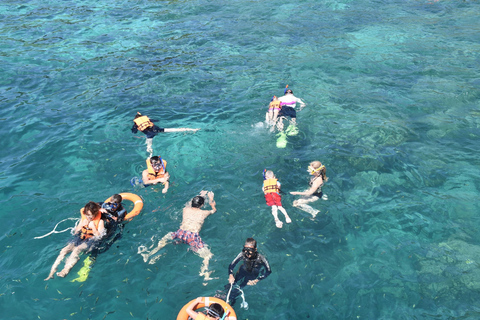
[285,124,299,136]
[70,256,93,283]
[276,132,287,148]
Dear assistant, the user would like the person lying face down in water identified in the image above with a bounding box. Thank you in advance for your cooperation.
[45,202,106,280]
[131,112,200,155]
[138,190,217,281]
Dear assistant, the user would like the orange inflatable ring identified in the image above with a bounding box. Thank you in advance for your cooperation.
[176,297,237,320]
[104,192,143,221]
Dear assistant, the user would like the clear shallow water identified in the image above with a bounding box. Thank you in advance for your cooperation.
[1,0,480,319]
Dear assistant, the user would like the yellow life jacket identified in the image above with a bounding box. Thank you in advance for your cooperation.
[263,178,279,194]
[146,158,167,179]
[133,115,154,131]
[268,100,282,110]
[79,208,102,240]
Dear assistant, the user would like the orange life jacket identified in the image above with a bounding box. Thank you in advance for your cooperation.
[133,115,154,131]
[263,178,280,194]
[79,208,102,240]
[146,158,167,179]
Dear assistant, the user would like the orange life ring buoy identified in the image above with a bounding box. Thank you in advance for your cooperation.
[177,297,237,320]
[104,193,143,221]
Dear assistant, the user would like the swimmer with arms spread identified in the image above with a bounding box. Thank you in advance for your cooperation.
[138,190,216,281]
[132,112,200,155]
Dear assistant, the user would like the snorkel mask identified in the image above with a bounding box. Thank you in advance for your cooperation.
[104,202,119,212]
[151,157,165,172]
[207,308,221,320]
[308,165,324,175]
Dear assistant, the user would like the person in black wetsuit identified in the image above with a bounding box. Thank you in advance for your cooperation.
[216,238,271,306]
[131,112,200,154]
[94,194,127,255]
[100,194,127,223]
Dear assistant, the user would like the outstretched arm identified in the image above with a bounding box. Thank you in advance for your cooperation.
[186,297,203,319]
[228,252,244,280]
[207,191,216,213]
[164,128,200,133]
[290,176,323,196]
[296,97,306,110]
[248,254,271,285]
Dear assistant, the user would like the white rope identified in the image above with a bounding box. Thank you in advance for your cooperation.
[225,283,248,310]
[34,218,79,239]
[239,287,248,310]
[226,283,234,304]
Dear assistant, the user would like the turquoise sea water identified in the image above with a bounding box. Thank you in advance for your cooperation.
[1,0,480,319]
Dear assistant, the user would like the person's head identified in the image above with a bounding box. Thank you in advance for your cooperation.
[111,194,122,204]
[264,170,275,179]
[285,86,293,95]
[84,201,101,219]
[104,194,122,212]
[134,112,142,119]
[206,303,225,319]
[150,156,164,172]
[243,237,257,259]
[191,196,205,208]
[308,161,328,181]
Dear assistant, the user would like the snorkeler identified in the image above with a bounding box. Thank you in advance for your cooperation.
[142,156,170,193]
[290,160,328,218]
[101,193,127,223]
[277,86,306,123]
[276,85,306,135]
[138,190,217,281]
[262,170,291,228]
[185,297,225,320]
[131,112,200,155]
[44,202,106,280]
[216,238,271,306]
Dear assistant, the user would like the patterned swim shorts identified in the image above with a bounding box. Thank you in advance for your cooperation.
[172,229,205,251]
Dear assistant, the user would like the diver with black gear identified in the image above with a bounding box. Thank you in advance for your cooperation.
[216,238,271,306]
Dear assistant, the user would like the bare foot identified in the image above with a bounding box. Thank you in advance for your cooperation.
[275,219,283,228]
[149,254,163,264]
[285,216,292,223]
[162,186,168,194]
[44,273,54,281]
[56,270,68,278]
